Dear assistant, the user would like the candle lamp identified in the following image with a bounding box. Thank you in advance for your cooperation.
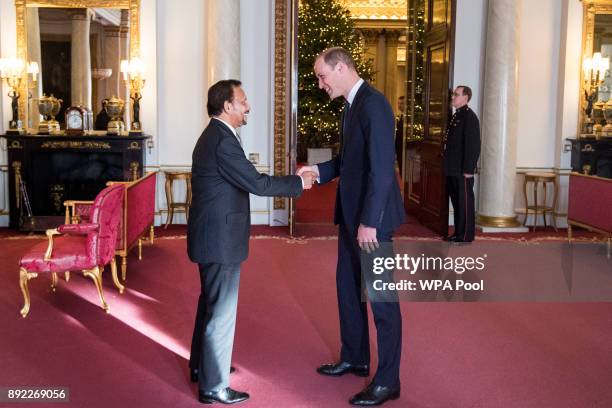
[120,58,146,134]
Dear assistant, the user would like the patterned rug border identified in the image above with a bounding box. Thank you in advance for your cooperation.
[0,234,606,245]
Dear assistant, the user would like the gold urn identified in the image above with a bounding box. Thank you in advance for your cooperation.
[104,96,125,135]
[604,99,612,136]
[38,94,62,134]
[592,101,605,136]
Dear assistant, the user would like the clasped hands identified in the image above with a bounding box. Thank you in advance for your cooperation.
[296,166,379,253]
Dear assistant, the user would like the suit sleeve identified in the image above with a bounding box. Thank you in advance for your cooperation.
[462,112,481,174]
[317,156,340,184]
[360,96,397,229]
[216,135,303,197]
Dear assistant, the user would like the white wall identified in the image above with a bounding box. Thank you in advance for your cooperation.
[453,0,583,227]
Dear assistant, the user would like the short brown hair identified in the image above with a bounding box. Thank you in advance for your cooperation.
[457,85,472,102]
[316,47,356,71]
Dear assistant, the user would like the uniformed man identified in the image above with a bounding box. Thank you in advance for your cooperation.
[443,85,481,243]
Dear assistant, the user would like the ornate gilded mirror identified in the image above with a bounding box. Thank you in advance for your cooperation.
[580,0,612,138]
[15,0,140,131]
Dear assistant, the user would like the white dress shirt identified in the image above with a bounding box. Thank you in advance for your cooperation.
[213,117,241,144]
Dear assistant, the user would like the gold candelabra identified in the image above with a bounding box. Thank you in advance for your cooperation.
[121,58,146,134]
[582,52,609,134]
[0,57,38,134]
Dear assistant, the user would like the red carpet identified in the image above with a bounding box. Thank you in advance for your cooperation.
[1,234,612,407]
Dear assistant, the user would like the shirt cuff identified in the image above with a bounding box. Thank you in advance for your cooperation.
[313,164,320,183]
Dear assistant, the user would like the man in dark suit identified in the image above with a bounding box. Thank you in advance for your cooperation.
[443,85,481,243]
[187,79,316,404]
[298,47,406,406]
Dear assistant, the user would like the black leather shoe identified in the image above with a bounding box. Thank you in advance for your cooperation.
[198,387,249,404]
[316,361,369,377]
[349,383,400,406]
[191,367,236,383]
[443,235,459,242]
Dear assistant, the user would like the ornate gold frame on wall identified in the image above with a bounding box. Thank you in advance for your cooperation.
[273,0,290,210]
[14,0,141,127]
[580,0,612,135]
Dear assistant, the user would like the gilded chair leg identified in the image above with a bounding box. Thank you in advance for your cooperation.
[568,224,573,243]
[121,256,127,281]
[110,258,125,294]
[51,272,58,292]
[149,225,154,245]
[138,238,143,260]
[64,271,70,282]
[19,268,38,318]
[82,266,109,313]
[164,207,174,229]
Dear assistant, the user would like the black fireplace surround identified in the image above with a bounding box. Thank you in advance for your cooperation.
[1,133,150,231]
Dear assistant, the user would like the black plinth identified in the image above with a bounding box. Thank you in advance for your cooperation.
[567,137,612,179]
[1,133,151,231]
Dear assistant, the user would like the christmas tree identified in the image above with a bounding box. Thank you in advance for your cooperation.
[297,0,373,161]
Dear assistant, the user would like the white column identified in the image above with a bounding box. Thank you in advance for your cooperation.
[207,0,240,83]
[26,7,42,129]
[103,26,121,104]
[477,0,523,228]
[70,9,92,108]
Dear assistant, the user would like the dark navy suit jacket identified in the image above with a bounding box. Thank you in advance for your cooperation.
[317,82,405,233]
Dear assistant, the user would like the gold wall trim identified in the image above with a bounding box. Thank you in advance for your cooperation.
[41,141,111,149]
[579,0,612,134]
[15,0,140,127]
[273,0,289,210]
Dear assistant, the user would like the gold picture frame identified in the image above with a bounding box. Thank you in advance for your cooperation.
[580,0,612,135]
[14,0,141,128]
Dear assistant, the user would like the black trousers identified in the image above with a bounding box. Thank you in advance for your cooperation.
[189,262,240,392]
[447,175,476,241]
[336,223,402,387]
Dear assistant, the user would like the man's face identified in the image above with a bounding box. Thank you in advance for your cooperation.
[452,87,469,109]
[226,86,250,128]
[397,98,405,113]
[314,57,342,100]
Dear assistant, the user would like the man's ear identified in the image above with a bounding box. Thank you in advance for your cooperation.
[223,100,232,113]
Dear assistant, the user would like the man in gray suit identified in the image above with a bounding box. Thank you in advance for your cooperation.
[187,79,316,404]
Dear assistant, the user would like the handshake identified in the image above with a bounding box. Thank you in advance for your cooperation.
[297,165,320,190]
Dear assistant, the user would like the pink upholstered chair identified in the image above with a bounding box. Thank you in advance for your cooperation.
[64,172,157,281]
[18,184,126,318]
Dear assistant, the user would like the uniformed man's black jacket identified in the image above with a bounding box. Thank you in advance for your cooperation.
[443,105,481,176]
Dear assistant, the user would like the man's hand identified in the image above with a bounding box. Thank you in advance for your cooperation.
[357,224,378,253]
[300,171,317,190]
[297,165,319,178]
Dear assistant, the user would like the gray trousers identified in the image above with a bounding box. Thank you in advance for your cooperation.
[189,262,240,392]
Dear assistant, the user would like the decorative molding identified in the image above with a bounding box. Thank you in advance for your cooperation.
[273,0,288,210]
[340,0,407,21]
[9,140,24,149]
[40,141,111,149]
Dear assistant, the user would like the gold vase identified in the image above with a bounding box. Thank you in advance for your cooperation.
[104,96,125,135]
[38,94,62,134]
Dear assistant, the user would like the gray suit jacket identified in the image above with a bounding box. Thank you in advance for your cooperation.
[187,119,303,264]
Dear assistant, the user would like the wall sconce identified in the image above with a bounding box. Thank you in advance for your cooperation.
[120,58,146,134]
[0,57,38,133]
